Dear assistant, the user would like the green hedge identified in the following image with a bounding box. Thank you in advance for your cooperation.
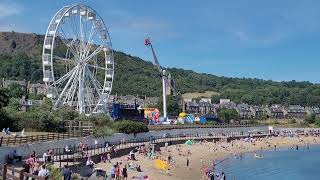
[111,120,149,134]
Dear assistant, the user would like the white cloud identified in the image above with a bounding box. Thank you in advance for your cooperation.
[0,2,21,19]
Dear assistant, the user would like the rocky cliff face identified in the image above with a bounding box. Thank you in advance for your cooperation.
[0,32,44,57]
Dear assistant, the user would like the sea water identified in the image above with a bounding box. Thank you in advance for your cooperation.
[216,145,320,180]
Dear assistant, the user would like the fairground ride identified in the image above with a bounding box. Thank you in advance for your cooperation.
[145,38,179,120]
[42,4,114,116]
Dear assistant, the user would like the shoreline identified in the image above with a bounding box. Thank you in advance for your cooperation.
[94,135,320,180]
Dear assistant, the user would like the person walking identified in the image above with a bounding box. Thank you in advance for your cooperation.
[115,162,121,179]
[122,165,128,180]
[38,164,50,177]
[62,165,72,180]
[221,172,226,180]
[110,165,115,179]
[186,158,190,170]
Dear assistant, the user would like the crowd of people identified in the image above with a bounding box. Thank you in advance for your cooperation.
[21,150,51,178]
[4,129,320,180]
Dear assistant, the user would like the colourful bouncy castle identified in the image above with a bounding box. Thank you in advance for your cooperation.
[144,108,160,124]
[178,112,194,124]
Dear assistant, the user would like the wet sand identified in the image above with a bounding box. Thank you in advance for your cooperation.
[96,135,320,180]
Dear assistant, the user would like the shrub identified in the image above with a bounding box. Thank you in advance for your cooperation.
[315,118,320,127]
[94,126,115,137]
[111,120,149,134]
[205,121,217,125]
[290,119,297,124]
[305,114,316,124]
[0,109,15,130]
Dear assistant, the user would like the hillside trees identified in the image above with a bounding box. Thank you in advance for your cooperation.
[1,49,320,106]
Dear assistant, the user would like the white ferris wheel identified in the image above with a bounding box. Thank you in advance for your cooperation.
[42,4,114,115]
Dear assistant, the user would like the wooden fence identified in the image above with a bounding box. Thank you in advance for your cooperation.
[0,164,47,180]
[0,132,86,147]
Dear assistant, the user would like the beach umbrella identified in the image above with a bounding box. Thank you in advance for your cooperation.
[185,140,193,146]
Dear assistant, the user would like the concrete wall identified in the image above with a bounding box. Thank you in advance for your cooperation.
[0,126,269,163]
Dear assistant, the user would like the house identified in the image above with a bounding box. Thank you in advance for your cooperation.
[219,101,237,110]
[198,102,214,115]
[306,107,320,117]
[27,82,47,95]
[184,101,199,114]
[1,78,47,95]
[220,99,231,104]
[1,78,27,88]
[184,101,216,115]
[268,105,285,119]
[236,103,253,119]
[250,105,264,119]
[285,105,306,119]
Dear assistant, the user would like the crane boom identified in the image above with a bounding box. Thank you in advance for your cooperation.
[145,38,161,72]
[145,38,178,96]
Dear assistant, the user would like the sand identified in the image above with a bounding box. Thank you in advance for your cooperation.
[95,135,320,180]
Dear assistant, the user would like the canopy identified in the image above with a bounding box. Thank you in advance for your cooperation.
[179,112,187,118]
[185,139,193,146]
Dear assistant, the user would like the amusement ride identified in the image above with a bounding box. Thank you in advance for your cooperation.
[145,38,179,121]
[42,4,114,115]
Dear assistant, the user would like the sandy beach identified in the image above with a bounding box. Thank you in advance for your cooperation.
[95,135,320,180]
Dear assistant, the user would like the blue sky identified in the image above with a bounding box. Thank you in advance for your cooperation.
[1,0,320,83]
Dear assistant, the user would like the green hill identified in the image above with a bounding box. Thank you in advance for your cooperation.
[1,32,320,106]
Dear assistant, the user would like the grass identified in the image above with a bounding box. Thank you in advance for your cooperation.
[256,118,314,128]
[182,91,219,99]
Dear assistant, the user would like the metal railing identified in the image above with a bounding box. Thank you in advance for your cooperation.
[51,131,270,167]
[148,123,266,131]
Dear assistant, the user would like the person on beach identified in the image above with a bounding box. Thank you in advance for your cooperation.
[115,162,121,179]
[187,158,190,170]
[137,165,142,172]
[86,157,94,167]
[38,164,50,177]
[168,155,172,164]
[110,165,115,179]
[32,163,40,176]
[221,172,226,180]
[30,151,37,161]
[107,153,112,163]
[209,171,215,180]
[62,165,72,180]
[43,150,52,163]
[122,165,128,180]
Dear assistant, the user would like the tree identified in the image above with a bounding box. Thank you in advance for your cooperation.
[156,95,181,116]
[217,108,239,123]
[7,83,26,98]
[305,114,316,124]
[38,112,65,132]
[0,89,9,109]
[0,109,14,130]
[315,117,320,127]
[54,107,79,121]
